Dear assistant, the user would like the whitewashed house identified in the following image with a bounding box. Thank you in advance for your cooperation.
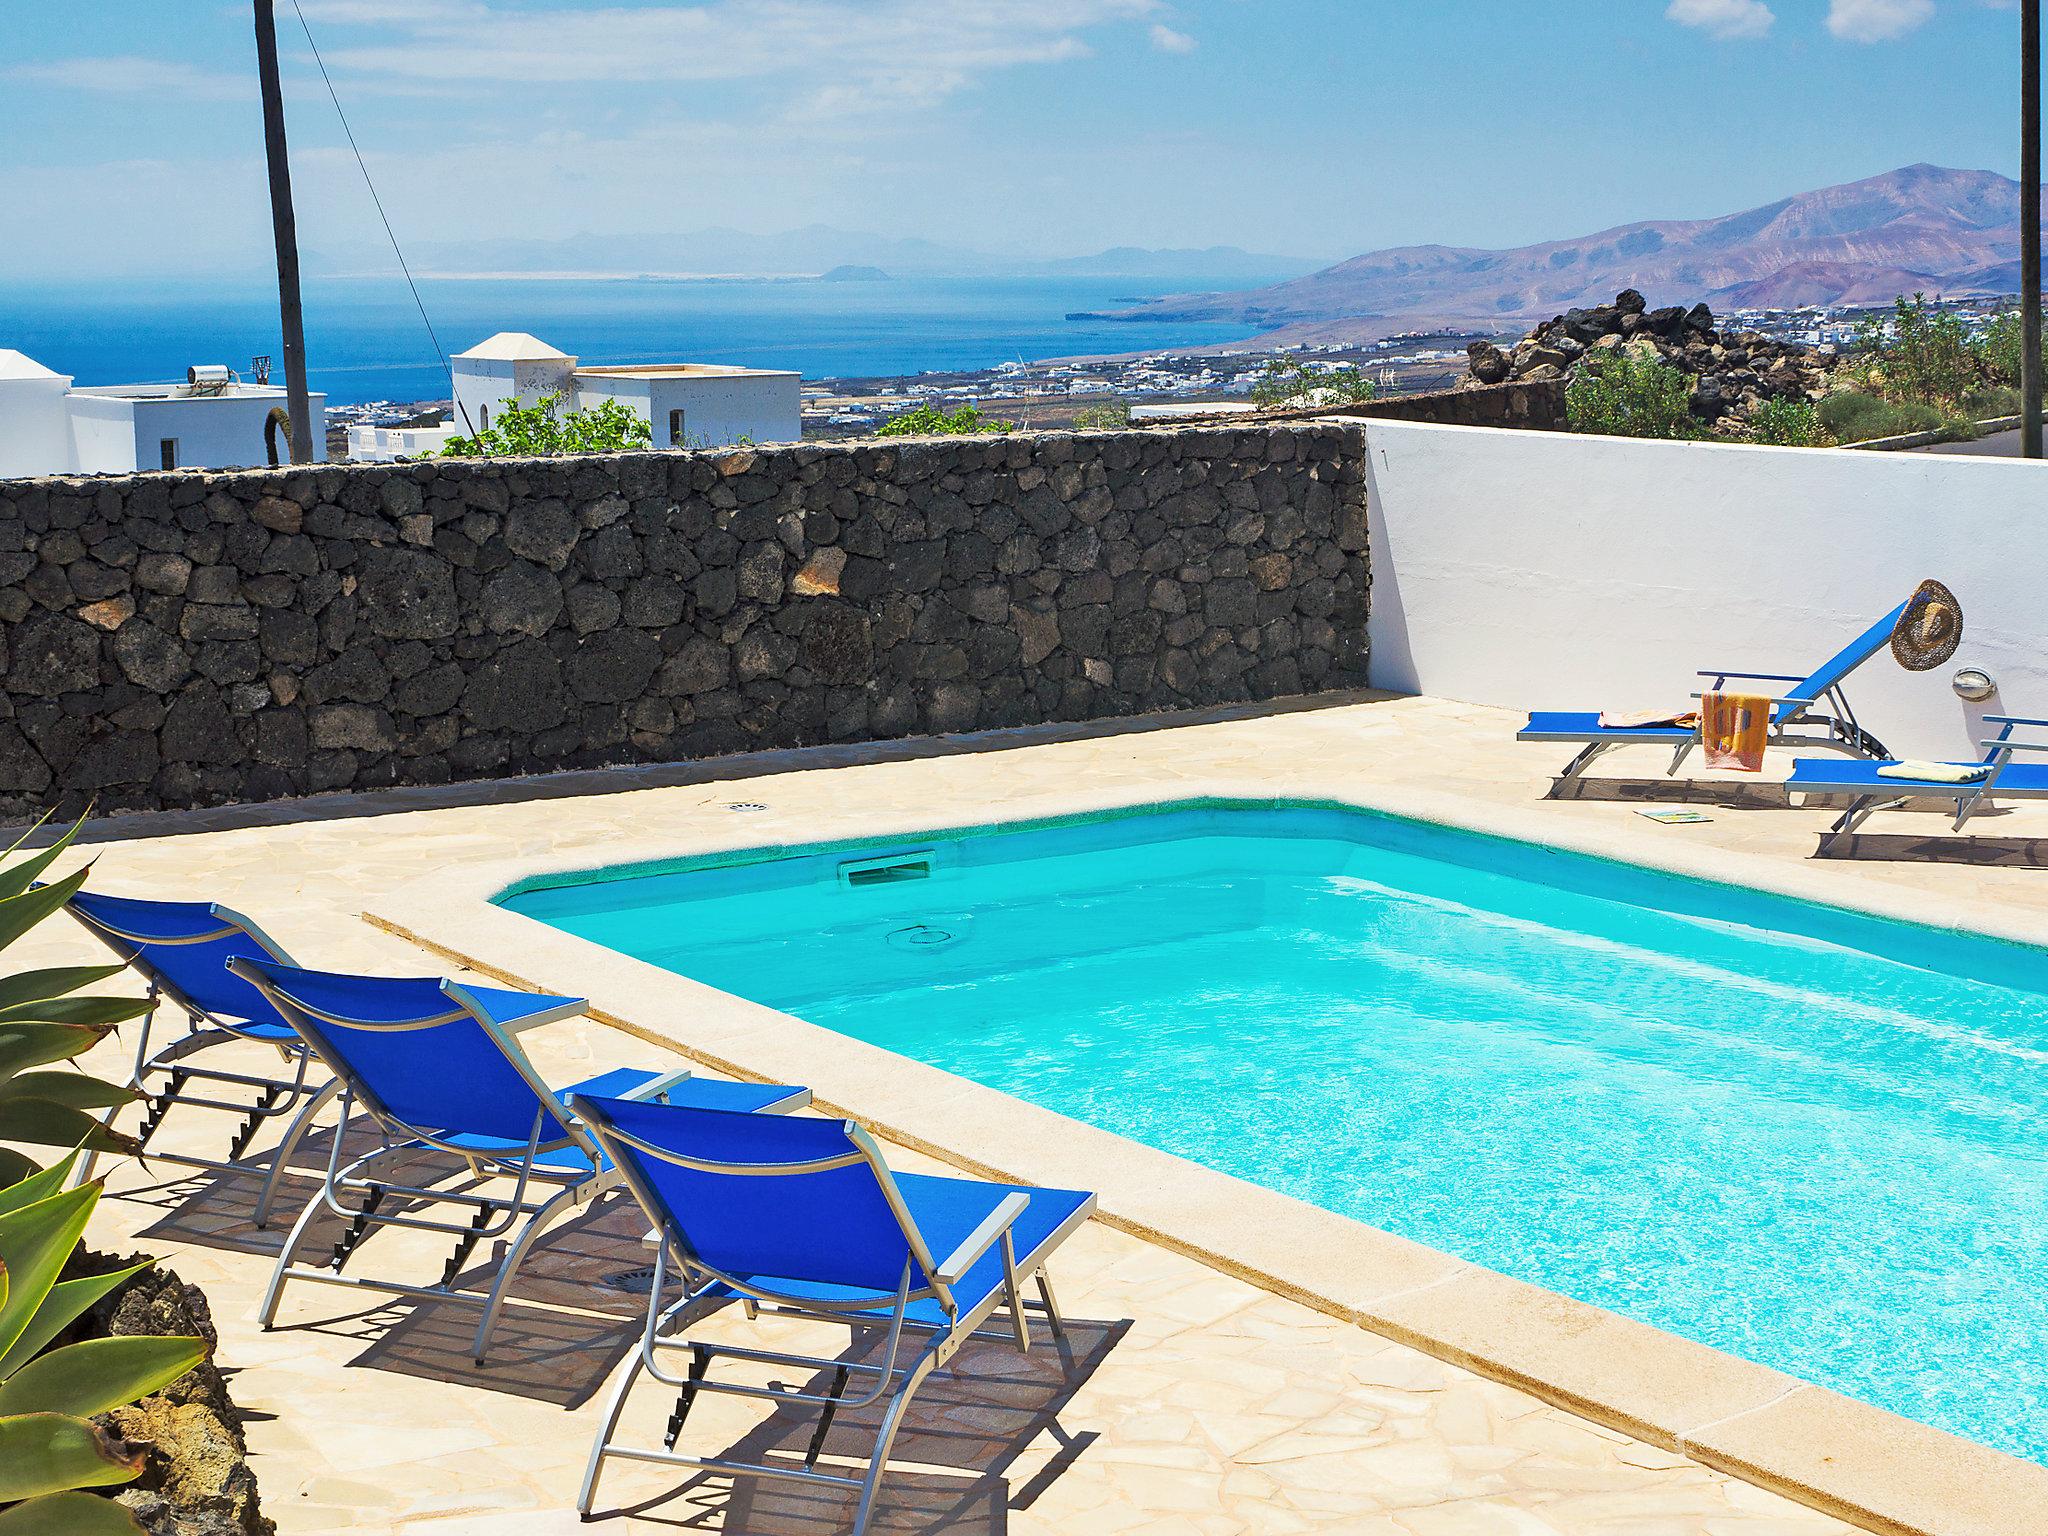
[0,350,326,478]
[351,332,801,461]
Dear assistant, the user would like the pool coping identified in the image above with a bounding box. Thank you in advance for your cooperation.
[364,772,2048,1536]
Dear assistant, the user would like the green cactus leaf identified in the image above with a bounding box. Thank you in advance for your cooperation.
[0,996,154,1029]
[0,966,131,1010]
[0,831,78,905]
[0,1185,99,1363]
[0,1155,78,1219]
[0,1155,59,1212]
[0,866,92,959]
[0,1489,147,1534]
[0,1023,112,1084]
[0,1335,205,1418]
[2,1073,136,1112]
[0,1412,142,1499]
[0,1262,150,1383]
[0,1098,136,1156]
[0,811,55,868]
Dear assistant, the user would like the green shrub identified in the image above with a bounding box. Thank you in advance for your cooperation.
[0,820,153,1186]
[1816,391,1945,444]
[875,403,1012,437]
[1965,384,2022,420]
[1249,359,1377,410]
[442,393,652,458]
[1744,396,1832,447]
[0,1158,205,1534]
[1852,294,1979,409]
[1976,310,2030,389]
[1070,400,1132,431]
[1564,350,1702,440]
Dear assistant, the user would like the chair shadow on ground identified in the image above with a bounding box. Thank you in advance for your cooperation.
[597,1314,1125,1535]
[1801,797,2048,865]
[1816,829,2048,865]
[127,1131,655,1407]
[1544,775,1801,810]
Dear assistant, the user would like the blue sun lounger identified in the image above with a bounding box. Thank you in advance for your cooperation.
[1789,714,2048,845]
[226,958,810,1363]
[62,891,337,1222]
[1517,600,1907,794]
[569,1093,1096,1535]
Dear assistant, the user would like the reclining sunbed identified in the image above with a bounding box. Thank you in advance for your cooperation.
[1789,714,2048,847]
[571,1093,1096,1535]
[62,890,336,1223]
[228,957,810,1362]
[1517,601,1907,795]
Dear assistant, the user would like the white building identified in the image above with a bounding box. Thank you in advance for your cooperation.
[349,331,802,461]
[344,422,459,461]
[0,350,327,478]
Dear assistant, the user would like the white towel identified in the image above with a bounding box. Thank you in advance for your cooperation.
[1876,760,1990,784]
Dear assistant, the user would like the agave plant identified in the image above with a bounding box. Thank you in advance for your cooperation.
[0,1157,205,1533]
[0,818,154,1187]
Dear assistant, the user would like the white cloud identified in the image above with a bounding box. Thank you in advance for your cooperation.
[1665,0,1776,40]
[296,0,1160,119]
[1149,23,1197,53]
[1827,0,1937,41]
[6,56,249,101]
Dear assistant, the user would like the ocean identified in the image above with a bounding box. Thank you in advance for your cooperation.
[0,273,1273,407]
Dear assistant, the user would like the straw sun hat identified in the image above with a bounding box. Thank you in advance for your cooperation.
[1890,579,1964,671]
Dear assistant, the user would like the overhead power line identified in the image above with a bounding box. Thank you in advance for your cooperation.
[287,0,479,443]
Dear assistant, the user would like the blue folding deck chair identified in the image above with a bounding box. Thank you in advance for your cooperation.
[1517,600,1907,795]
[569,1094,1097,1535]
[1789,714,2048,849]
[62,890,337,1222]
[226,957,811,1363]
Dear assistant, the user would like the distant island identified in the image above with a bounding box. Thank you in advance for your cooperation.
[820,265,891,282]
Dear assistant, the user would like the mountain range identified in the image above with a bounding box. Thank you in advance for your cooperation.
[1087,165,2037,328]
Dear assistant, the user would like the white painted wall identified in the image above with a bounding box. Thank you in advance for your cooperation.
[347,423,455,462]
[1364,420,2048,760]
[0,373,76,477]
[62,394,138,473]
[574,371,803,448]
[452,355,576,437]
[117,392,327,471]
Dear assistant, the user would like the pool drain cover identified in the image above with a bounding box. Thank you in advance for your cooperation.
[601,1265,659,1295]
[726,802,769,813]
[888,922,962,952]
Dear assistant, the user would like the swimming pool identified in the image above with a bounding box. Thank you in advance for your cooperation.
[502,801,2048,1463]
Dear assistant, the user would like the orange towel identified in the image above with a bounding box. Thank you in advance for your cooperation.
[1700,692,1769,772]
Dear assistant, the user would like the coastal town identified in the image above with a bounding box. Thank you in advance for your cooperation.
[316,290,2021,451]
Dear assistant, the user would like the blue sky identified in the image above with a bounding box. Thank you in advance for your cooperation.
[0,0,2024,279]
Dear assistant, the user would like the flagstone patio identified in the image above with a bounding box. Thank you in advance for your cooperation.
[44,688,2034,1535]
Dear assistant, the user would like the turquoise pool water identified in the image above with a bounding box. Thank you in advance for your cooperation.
[503,802,2048,1462]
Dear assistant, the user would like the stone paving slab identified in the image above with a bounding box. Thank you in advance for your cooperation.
[23,691,1987,1534]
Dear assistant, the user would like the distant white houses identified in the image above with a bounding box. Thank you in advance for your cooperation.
[348,332,803,462]
[0,350,327,479]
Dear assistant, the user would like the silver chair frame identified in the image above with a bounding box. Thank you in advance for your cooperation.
[573,1105,1094,1535]
[65,902,337,1220]
[1536,668,1890,796]
[230,962,808,1363]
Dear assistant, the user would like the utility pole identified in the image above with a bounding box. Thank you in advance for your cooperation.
[2026,0,2042,459]
[254,0,313,464]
